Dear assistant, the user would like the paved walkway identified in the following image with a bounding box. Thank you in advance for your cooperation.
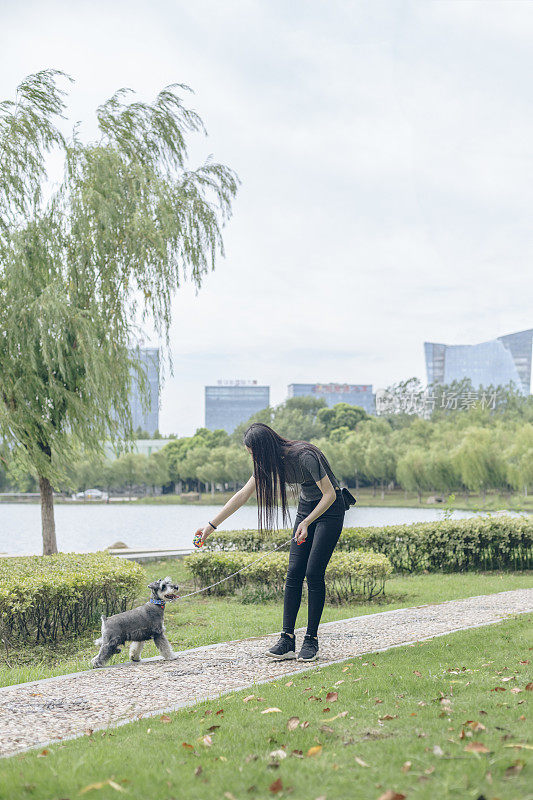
[1,589,531,758]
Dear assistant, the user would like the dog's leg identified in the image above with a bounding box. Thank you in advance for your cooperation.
[91,639,120,669]
[129,641,144,662]
[154,634,177,660]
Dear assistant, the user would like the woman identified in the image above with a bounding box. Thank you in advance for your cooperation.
[194,422,345,662]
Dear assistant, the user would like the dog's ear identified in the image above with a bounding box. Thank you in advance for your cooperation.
[148,580,161,591]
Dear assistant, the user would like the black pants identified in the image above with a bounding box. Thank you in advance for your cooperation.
[282,490,345,638]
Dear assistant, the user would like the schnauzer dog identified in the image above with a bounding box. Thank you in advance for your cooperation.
[91,576,180,668]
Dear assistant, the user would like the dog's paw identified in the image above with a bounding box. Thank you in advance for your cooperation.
[91,658,103,669]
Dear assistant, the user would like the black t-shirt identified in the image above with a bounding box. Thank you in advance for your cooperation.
[282,446,339,501]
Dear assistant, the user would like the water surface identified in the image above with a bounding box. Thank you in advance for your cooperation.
[0,503,496,555]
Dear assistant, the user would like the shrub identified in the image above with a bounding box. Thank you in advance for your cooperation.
[0,552,144,643]
[204,516,533,572]
[184,550,392,602]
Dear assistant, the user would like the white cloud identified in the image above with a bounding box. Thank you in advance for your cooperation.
[1,0,532,434]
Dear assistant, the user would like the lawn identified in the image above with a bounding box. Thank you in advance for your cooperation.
[0,616,531,800]
[1,563,531,688]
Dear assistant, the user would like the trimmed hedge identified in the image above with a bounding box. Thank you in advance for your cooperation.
[0,552,144,643]
[203,515,533,573]
[184,550,392,602]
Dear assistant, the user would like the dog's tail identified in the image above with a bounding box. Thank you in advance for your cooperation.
[94,615,107,646]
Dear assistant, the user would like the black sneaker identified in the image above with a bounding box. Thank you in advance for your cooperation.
[265,632,296,660]
[297,635,319,662]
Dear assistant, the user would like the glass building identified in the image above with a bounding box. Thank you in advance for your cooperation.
[287,383,375,414]
[205,382,270,433]
[129,347,160,434]
[424,328,533,394]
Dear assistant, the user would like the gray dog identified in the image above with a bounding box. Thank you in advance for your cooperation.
[91,576,180,668]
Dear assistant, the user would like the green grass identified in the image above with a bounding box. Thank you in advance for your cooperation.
[1,616,531,800]
[1,563,531,688]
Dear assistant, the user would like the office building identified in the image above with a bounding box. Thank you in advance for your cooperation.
[129,347,160,434]
[424,328,533,394]
[288,383,375,414]
[205,381,270,433]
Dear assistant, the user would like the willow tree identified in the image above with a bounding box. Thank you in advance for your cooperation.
[0,70,238,553]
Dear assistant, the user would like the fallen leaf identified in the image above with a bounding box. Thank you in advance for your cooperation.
[432,745,444,756]
[287,716,300,731]
[511,687,522,694]
[291,749,304,758]
[262,707,282,714]
[401,761,412,773]
[201,735,212,747]
[491,687,506,692]
[307,745,323,757]
[300,721,310,728]
[413,670,422,677]
[160,714,171,723]
[377,792,406,800]
[206,724,220,733]
[194,766,202,777]
[379,714,397,721]
[37,750,49,758]
[464,720,486,732]
[216,708,224,715]
[334,680,345,686]
[269,749,287,761]
[320,725,335,734]
[224,793,237,800]
[285,681,293,687]
[269,778,283,793]
[504,760,524,778]
[322,707,330,713]
[375,699,384,704]
[355,756,369,767]
[243,694,255,703]
[79,780,125,795]
[324,711,348,722]
[464,742,490,753]
[504,743,533,750]
[525,682,533,691]
[182,742,194,750]
[326,691,338,702]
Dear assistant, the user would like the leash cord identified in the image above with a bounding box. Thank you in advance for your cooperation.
[178,538,293,600]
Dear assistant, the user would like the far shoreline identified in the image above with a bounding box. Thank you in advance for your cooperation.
[1,489,532,514]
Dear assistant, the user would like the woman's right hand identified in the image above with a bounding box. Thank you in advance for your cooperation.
[195,525,213,545]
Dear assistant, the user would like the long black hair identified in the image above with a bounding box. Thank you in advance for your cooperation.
[243,422,335,532]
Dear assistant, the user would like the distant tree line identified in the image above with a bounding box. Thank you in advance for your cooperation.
[1,382,532,501]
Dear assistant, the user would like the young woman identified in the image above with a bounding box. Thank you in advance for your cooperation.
[194,422,345,662]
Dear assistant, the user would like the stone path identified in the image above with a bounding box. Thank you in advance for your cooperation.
[1,589,531,758]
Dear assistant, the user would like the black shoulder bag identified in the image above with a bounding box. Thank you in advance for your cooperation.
[340,487,357,510]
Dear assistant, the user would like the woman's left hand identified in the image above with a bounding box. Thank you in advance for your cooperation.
[294,521,309,545]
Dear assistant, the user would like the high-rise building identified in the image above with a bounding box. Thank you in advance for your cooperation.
[287,383,375,414]
[129,347,160,434]
[424,328,533,394]
[205,381,270,433]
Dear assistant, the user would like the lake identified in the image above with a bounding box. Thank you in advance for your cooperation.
[0,503,498,555]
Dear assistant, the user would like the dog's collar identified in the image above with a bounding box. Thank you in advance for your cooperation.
[150,597,165,607]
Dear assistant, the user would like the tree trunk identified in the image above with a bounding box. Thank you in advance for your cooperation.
[39,475,57,555]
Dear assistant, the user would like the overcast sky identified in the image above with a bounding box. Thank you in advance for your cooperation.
[2,0,532,434]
